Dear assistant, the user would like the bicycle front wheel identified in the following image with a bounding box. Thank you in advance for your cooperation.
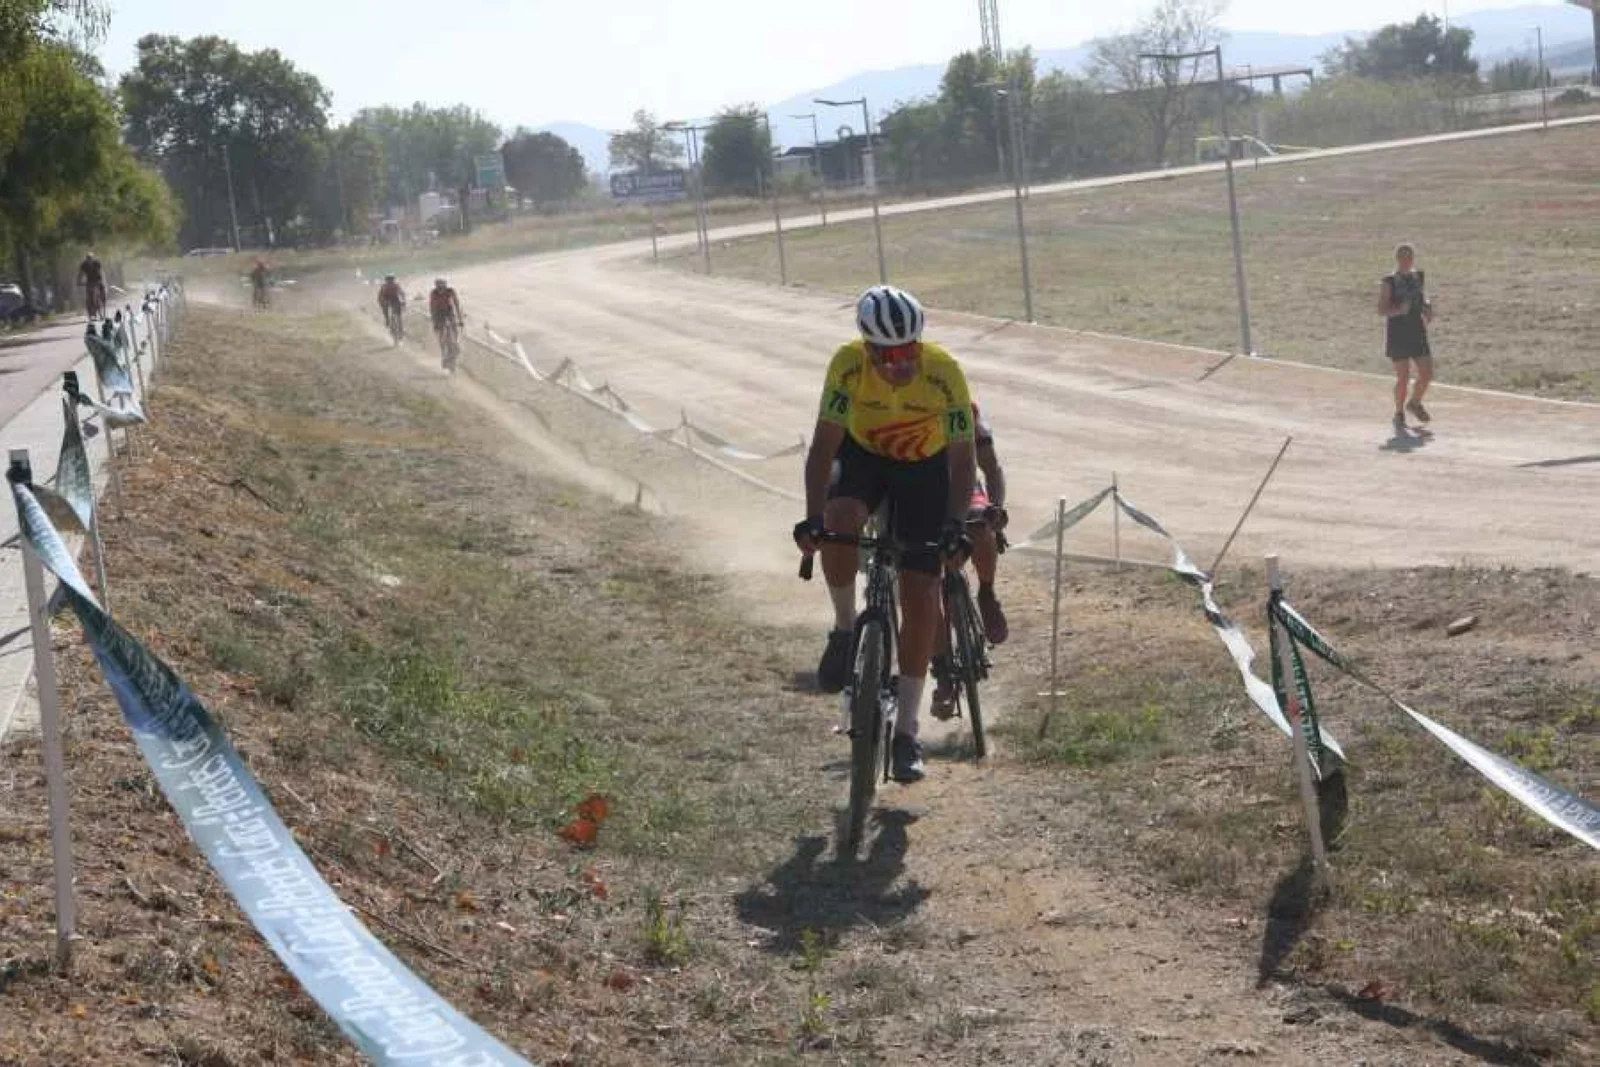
[847,615,888,854]
[948,578,988,760]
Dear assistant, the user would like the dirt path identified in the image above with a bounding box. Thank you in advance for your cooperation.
[348,252,1594,1063]
[450,250,1597,574]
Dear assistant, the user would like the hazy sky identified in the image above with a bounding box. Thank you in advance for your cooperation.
[95,1,1547,131]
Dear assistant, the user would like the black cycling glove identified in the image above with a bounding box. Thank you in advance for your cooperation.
[938,518,972,562]
[793,516,825,550]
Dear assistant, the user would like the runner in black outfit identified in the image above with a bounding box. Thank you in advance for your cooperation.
[1379,243,1434,433]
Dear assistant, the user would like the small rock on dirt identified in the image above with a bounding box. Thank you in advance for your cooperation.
[1446,614,1478,636]
[1207,1040,1264,1056]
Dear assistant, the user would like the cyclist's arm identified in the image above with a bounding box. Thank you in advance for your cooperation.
[976,440,1005,509]
[804,419,845,521]
[945,439,976,523]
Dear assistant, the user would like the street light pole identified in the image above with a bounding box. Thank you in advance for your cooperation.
[817,96,887,283]
[791,113,827,226]
[667,121,712,274]
[1536,26,1550,130]
[1140,46,1253,358]
[222,140,243,251]
[760,113,789,285]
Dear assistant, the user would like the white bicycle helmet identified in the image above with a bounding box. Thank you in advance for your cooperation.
[856,285,925,346]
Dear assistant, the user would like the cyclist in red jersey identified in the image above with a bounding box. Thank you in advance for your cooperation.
[932,402,1008,719]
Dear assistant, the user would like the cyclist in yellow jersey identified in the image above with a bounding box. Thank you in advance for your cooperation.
[794,285,977,783]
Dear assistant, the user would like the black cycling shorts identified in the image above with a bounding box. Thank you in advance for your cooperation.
[828,436,948,575]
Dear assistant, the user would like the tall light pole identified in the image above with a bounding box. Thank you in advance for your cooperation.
[981,82,1033,321]
[221,140,242,251]
[790,112,828,226]
[1140,45,1252,358]
[816,96,887,284]
[759,113,789,285]
[665,121,712,275]
[1536,26,1550,130]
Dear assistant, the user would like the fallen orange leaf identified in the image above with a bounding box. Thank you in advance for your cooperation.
[603,968,636,992]
[454,891,480,913]
[373,838,391,858]
[558,819,598,848]
[576,794,611,824]
[1357,980,1387,1002]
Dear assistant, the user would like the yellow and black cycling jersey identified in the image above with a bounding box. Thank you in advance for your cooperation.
[817,340,975,461]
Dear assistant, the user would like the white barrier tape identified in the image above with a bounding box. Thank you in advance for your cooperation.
[1108,488,1344,757]
[8,482,534,1064]
[54,398,96,531]
[79,395,148,429]
[1009,486,1116,551]
[85,330,135,399]
[684,422,807,462]
[1273,598,1597,851]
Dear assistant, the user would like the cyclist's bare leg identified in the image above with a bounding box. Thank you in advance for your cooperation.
[820,498,867,628]
[971,524,999,588]
[896,570,940,736]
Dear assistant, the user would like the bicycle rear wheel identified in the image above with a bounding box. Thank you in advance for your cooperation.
[846,615,888,854]
[947,577,988,760]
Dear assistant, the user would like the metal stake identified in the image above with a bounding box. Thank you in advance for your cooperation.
[1037,496,1069,740]
[1266,554,1328,881]
[1111,472,1122,568]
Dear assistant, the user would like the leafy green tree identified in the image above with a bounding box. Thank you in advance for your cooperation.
[701,106,771,196]
[121,34,331,248]
[1324,15,1477,83]
[351,103,501,211]
[607,109,684,174]
[500,129,586,207]
[880,100,954,192]
[0,40,175,301]
[1090,0,1224,166]
[1028,72,1144,178]
[0,0,107,64]
[1488,57,1546,93]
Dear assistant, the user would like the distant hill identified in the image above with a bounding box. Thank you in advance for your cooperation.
[529,4,1595,165]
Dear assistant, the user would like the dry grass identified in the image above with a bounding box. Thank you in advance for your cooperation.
[672,124,1600,400]
[994,556,1598,1054]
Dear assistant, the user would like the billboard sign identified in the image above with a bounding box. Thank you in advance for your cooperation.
[609,169,687,202]
[475,153,506,190]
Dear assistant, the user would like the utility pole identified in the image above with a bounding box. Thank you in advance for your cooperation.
[759,113,789,285]
[222,140,242,251]
[817,97,886,283]
[979,0,1007,179]
[1536,25,1550,129]
[791,113,828,226]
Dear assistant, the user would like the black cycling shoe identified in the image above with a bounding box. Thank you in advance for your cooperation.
[817,629,852,694]
[891,734,926,783]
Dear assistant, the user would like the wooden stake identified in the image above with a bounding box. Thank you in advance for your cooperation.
[8,450,77,971]
[1037,496,1070,740]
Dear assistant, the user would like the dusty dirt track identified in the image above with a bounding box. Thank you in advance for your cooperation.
[450,242,1598,575]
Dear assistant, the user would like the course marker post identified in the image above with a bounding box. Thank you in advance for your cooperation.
[1266,554,1329,882]
[8,449,78,971]
[1111,472,1122,569]
[1038,495,1069,740]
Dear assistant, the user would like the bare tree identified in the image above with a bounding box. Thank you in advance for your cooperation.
[1090,0,1224,167]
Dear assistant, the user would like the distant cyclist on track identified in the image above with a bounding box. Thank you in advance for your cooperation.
[77,251,106,320]
[378,274,406,340]
[428,277,464,373]
[931,403,1008,720]
[793,285,978,784]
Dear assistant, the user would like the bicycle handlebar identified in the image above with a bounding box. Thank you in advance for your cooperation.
[797,529,943,581]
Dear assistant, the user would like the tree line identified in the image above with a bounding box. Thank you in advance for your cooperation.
[2,1,177,310]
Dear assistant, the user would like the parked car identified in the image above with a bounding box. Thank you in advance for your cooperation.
[0,282,38,325]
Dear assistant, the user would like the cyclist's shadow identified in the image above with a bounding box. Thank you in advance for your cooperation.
[733,809,929,953]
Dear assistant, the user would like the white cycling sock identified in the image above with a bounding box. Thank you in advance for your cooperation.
[828,583,856,631]
[896,674,926,739]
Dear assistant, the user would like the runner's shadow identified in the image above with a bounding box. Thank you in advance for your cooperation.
[733,809,928,953]
[1322,987,1543,1067]
[1379,428,1432,453]
[1257,856,1319,986]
